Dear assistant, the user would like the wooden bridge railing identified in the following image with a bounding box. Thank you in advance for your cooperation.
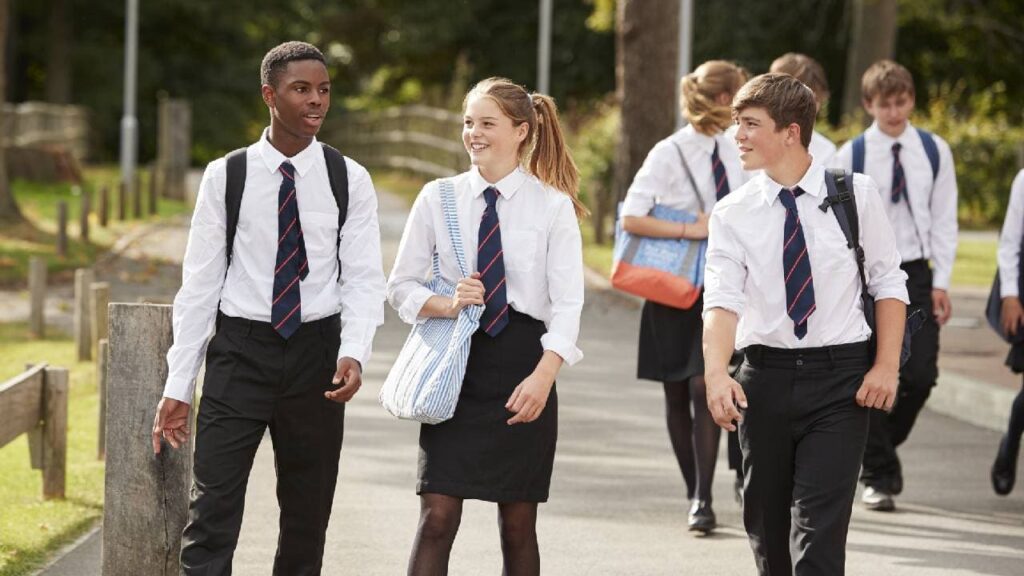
[0,363,69,499]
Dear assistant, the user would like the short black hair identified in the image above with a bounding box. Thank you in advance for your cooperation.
[260,41,326,87]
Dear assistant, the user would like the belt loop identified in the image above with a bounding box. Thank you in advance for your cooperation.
[244,318,253,337]
[827,346,836,370]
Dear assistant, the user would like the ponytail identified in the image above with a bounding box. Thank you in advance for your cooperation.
[681,60,748,135]
[529,93,589,219]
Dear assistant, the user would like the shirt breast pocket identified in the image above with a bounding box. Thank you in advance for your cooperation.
[300,212,338,254]
[811,219,858,278]
[503,230,540,272]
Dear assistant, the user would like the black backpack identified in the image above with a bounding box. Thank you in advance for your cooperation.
[223,143,349,279]
[820,168,924,367]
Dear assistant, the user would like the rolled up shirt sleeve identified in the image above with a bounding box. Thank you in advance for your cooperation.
[163,160,229,404]
[336,162,386,365]
[621,141,674,218]
[387,182,442,325]
[540,196,584,366]
[702,203,747,318]
[856,175,910,304]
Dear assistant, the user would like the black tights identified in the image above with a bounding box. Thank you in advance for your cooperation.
[664,376,720,503]
[407,493,539,576]
[999,384,1024,467]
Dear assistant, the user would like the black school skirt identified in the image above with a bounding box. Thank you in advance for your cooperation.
[636,295,705,383]
[417,308,558,503]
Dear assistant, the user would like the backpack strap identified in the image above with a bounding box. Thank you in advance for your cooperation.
[224,147,249,272]
[321,143,349,281]
[915,127,940,181]
[822,169,870,298]
[851,134,866,175]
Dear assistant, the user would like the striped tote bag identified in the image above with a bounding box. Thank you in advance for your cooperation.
[379,179,483,424]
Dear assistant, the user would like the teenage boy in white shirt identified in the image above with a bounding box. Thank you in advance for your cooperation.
[703,73,909,576]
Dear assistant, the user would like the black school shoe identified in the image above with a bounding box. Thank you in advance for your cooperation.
[991,435,1017,496]
[688,500,716,533]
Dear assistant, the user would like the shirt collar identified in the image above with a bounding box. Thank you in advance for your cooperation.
[678,124,717,154]
[760,162,826,206]
[469,165,529,199]
[257,128,320,178]
[866,120,915,147]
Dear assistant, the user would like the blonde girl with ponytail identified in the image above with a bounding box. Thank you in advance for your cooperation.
[386,77,585,574]
[620,59,748,534]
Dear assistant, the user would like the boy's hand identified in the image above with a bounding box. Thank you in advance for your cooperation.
[856,363,898,411]
[1002,297,1024,337]
[706,372,747,431]
[152,397,191,454]
[931,288,952,325]
[325,357,362,403]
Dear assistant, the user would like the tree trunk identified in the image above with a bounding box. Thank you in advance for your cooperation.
[614,0,679,202]
[0,0,22,223]
[842,0,898,122]
[45,0,72,104]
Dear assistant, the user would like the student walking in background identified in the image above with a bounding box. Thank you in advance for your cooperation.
[704,72,908,575]
[769,52,837,167]
[836,59,960,512]
[387,77,585,575]
[992,168,1024,496]
[620,60,748,533]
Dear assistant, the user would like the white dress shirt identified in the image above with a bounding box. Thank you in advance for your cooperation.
[835,121,959,289]
[998,169,1024,297]
[387,166,584,366]
[621,125,748,218]
[809,131,837,168]
[163,130,386,403]
[703,163,909,349]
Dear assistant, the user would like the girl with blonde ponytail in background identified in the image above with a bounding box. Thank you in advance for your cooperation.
[620,60,748,534]
[387,77,585,575]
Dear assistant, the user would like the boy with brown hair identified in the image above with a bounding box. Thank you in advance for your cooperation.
[703,73,909,575]
[836,59,960,512]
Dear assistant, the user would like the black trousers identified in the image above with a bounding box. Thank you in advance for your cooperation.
[861,260,939,492]
[737,342,871,576]
[180,313,345,576]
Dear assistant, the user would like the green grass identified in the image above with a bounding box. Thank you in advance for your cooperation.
[581,223,613,278]
[952,238,997,288]
[374,170,428,204]
[0,166,189,286]
[0,323,104,576]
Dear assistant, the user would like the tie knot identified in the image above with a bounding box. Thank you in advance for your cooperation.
[484,186,501,208]
[892,142,902,155]
[279,161,295,179]
[778,186,804,209]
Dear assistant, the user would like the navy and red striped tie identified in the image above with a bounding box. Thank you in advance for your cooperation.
[478,186,509,336]
[779,187,815,339]
[711,141,730,201]
[272,160,308,339]
[891,142,905,204]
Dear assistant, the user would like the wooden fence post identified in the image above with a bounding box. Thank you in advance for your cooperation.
[118,181,126,221]
[99,185,110,227]
[79,187,90,243]
[134,172,143,219]
[74,269,94,362]
[42,367,69,500]
[104,304,192,576]
[28,256,46,338]
[148,165,159,215]
[97,338,108,460]
[90,282,110,359]
[56,201,68,258]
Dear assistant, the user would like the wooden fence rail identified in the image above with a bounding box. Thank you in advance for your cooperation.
[0,363,69,499]
[325,104,469,180]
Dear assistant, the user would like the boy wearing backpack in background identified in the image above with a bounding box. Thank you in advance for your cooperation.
[836,59,960,513]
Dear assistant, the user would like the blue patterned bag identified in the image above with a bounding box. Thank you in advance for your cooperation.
[380,179,483,424]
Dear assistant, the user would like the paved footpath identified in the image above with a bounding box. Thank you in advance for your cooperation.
[28,188,1024,575]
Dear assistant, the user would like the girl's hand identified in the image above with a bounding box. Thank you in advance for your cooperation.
[450,273,485,317]
[506,370,555,425]
[685,212,710,239]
